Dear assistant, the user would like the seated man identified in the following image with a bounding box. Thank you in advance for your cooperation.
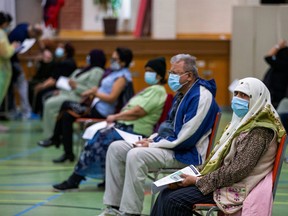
[100,54,220,216]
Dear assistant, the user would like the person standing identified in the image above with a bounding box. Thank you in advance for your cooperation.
[263,39,288,109]
[0,12,19,131]
[8,22,43,119]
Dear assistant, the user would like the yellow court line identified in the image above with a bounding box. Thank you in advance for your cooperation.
[274,201,288,205]
[275,193,288,196]
[0,191,60,195]
[0,166,73,170]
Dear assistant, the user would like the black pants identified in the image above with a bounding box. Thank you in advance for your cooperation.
[151,186,215,216]
[52,102,105,156]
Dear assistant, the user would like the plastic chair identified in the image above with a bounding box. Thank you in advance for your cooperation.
[154,93,173,132]
[148,112,222,210]
[192,133,287,216]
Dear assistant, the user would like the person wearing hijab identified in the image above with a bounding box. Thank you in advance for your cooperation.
[42,49,106,139]
[0,12,18,132]
[51,57,168,191]
[38,47,133,163]
[151,77,285,216]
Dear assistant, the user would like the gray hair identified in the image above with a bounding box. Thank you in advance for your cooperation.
[170,54,198,78]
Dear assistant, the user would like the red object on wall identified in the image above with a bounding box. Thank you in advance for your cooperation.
[43,0,65,29]
[134,0,151,37]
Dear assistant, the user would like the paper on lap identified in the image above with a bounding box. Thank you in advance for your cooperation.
[56,76,72,91]
[114,128,142,145]
[151,165,201,194]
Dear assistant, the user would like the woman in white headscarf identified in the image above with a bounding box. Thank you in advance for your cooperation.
[151,77,285,216]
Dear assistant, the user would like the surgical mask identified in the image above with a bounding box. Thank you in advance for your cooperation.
[145,71,158,85]
[231,97,249,118]
[168,73,188,92]
[55,47,64,58]
[4,27,10,33]
[86,55,90,65]
[110,60,121,71]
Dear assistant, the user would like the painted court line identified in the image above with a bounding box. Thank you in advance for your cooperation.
[14,193,63,216]
[0,147,42,162]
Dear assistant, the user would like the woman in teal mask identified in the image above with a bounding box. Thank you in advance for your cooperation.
[151,77,285,216]
[52,57,168,191]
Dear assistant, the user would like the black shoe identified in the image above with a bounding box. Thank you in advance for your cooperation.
[38,138,60,148]
[52,181,79,192]
[52,154,75,163]
[97,180,105,188]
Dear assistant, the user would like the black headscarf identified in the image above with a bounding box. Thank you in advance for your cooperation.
[75,49,106,77]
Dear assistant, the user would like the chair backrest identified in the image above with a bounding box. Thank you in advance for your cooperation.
[153,93,174,132]
[206,112,221,158]
[272,134,287,199]
[115,81,135,113]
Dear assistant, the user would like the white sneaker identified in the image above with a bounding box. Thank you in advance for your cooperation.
[98,207,120,216]
[0,124,9,132]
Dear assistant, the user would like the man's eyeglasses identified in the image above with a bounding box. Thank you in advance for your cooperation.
[168,70,191,75]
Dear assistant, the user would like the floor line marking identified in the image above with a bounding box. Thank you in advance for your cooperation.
[14,193,63,216]
[0,147,43,162]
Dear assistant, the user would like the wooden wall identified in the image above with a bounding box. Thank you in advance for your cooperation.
[20,36,230,107]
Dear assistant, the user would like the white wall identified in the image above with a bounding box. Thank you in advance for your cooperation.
[231,5,288,83]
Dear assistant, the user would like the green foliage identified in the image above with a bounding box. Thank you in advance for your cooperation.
[93,0,122,17]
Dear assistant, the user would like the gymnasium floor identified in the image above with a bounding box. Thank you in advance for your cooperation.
[0,111,287,216]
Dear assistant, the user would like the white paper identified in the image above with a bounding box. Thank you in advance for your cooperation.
[228,79,239,93]
[82,121,109,140]
[114,128,142,144]
[56,76,72,91]
[18,38,36,54]
[151,165,201,194]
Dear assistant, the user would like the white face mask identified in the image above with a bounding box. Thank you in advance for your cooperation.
[55,47,64,58]
[86,55,90,65]
[110,60,121,71]
[145,71,159,85]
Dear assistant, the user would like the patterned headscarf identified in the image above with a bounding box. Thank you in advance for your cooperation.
[201,77,285,175]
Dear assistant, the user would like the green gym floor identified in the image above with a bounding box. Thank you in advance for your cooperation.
[0,110,287,216]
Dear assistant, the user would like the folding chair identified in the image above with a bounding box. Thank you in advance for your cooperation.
[73,82,135,154]
[148,112,222,210]
[192,133,287,216]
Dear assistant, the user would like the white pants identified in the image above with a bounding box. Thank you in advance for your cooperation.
[13,63,31,117]
[103,140,186,215]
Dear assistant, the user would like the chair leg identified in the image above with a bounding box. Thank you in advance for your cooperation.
[150,171,160,213]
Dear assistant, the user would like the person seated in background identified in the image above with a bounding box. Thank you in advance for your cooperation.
[100,54,220,216]
[38,47,133,163]
[42,49,106,140]
[52,57,168,191]
[0,11,19,132]
[8,22,43,120]
[151,77,285,216]
[33,42,77,115]
[28,48,55,110]
[263,39,288,109]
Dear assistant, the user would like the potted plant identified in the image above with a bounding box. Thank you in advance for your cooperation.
[93,0,122,36]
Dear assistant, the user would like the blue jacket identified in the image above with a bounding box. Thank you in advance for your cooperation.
[150,78,219,165]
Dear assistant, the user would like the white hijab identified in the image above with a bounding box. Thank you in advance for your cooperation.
[210,77,278,161]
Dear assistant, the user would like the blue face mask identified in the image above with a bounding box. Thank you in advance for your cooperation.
[55,47,64,58]
[231,97,249,118]
[110,60,121,71]
[145,71,158,85]
[168,73,188,92]
[86,55,90,65]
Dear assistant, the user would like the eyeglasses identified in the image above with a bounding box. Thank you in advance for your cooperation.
[168,70,191,75]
